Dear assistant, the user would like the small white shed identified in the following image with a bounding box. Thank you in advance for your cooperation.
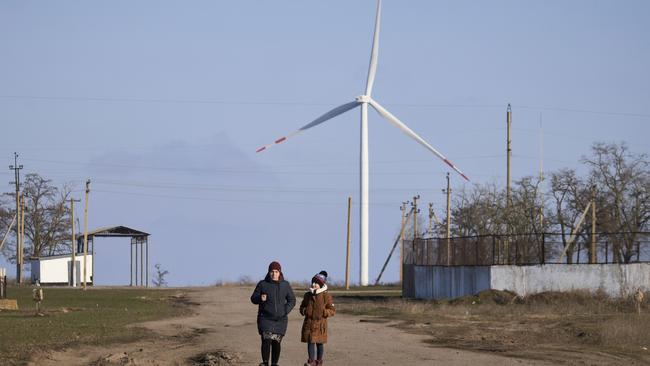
[29,226,150,287]
[30,253,93,286]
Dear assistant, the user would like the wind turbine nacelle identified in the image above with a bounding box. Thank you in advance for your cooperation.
[355,95,371,103]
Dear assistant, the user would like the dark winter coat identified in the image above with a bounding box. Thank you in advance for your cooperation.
[299,289,335,343]
[250,275,296,336]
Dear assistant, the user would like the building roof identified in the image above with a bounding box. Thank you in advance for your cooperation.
[86,225,150,237]
[28,252,94,261]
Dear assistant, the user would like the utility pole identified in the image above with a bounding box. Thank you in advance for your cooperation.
[399,201,409,283]
[428,203,434,237]
[19,193,26,284]
[411,195,420,240]
[443,173,452,265]
[82,179,91,290]
[9,152,23,285]
[345,197,352,290]
[506,104,512,209]
[590,185,597,264]
[69,198,81,287]
[539,112,544,231]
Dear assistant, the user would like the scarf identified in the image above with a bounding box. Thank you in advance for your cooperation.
[310,283,328,295]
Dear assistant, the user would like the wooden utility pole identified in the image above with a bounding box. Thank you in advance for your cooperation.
[399,201,408,283]
[375,206,413,285]
[428,203,434,237]
[412,195,420,240]
[506,104,512,208]
[9,152,23,285]
[20,193,26,284]
[69,198,81,287]
[16,194,21,284]
[444,173,452,265]
[590,186,597,264]
[0,214,17,251]
[345,197,352,290]
[82,179,91,290]
[560,201,592,261]
[539,112,544,230]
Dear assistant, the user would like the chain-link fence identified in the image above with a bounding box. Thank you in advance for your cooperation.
[404,232,650,266]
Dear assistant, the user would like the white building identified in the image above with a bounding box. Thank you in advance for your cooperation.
[28,226,150,287]
[30,253,93,286]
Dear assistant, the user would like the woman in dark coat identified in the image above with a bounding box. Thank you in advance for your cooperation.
[251,261,296,366]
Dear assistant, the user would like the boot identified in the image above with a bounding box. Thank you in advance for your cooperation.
[304,360,315,366]
[315,360,323,366]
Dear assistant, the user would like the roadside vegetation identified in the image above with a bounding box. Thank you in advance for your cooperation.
[337,289,650,364]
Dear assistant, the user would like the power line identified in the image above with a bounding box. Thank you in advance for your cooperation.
[88,188,399,207]
[1,94,648,118]
[18,157,505,177]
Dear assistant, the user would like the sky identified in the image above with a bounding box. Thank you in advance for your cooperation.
[1,0,648,286]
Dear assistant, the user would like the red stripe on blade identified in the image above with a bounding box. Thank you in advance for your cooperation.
[460,173,470,181]
[443,159,455,169]
[256,146,266,153]
[275,137,287,144]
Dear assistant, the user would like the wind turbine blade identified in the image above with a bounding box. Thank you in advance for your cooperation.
[364,0,381,96]
[368,98,470,181]
[256,101,361,153]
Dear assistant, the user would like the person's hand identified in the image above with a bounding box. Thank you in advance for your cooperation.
[261,293,267,302]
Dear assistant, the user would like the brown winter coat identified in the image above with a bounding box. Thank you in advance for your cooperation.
[299,290,335,343]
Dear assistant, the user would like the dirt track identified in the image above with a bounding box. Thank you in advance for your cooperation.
[30,286,566,365]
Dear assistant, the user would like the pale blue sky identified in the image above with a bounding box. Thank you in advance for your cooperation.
[1,1,648,285]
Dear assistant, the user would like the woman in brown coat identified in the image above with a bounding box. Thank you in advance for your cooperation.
[299,271,335,366]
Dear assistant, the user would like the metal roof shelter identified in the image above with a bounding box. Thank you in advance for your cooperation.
[81,225,150,287]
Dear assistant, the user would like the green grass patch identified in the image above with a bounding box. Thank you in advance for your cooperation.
[0,286,193,364]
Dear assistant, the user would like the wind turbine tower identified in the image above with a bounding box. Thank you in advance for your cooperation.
[256,0,470,285]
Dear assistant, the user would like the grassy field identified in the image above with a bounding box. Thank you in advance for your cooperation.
[336,289,650,364]
[0,286,193,364]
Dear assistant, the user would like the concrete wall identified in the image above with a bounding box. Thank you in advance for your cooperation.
[490,263,650,297]
[405,263,650,299]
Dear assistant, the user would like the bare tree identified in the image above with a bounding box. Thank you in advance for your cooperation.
[1,174,72,261]
[583,142,650,263]
[549,169,591,263]
[451,183,506,237]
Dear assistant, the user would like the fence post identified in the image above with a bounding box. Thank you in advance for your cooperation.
[515,237,519,265]
[463,239,466,266]
[0,268,5,299]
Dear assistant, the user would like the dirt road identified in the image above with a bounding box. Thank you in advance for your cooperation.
[30,286,558,365]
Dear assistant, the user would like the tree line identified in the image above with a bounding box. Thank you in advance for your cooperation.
[438,142,649,264]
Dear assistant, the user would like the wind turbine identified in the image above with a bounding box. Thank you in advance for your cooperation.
[256,0,469,286]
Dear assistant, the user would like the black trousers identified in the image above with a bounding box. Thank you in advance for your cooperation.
[261,337,281,365]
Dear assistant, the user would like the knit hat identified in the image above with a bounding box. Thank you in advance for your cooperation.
[312,273,326,287]
[318,270,328,280]
[268,261,282,272]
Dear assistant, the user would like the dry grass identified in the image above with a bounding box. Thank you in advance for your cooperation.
[336,290,650,363]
